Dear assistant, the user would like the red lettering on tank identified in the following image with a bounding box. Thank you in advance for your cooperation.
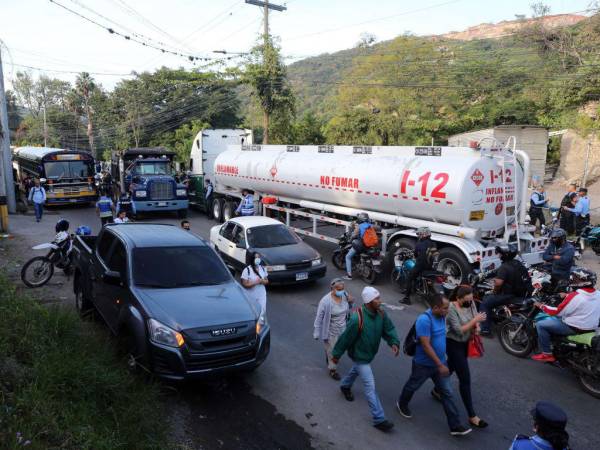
[216,164,239,175]
[319,175,359,189]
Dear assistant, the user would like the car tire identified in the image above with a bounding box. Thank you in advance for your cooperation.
[212,198,224,222]
[74,278,94,319]
[119,330,148,376]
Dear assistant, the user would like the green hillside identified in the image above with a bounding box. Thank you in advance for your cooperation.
[284,14,600,146]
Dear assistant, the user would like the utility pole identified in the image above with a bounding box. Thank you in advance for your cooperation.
[0,47,17,223]
[245,0,286,144]
[43,104,48,147]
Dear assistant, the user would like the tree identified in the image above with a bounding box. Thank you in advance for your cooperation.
[69,73,99,157]
[356,33,377,48]
[243,38,295,144]
[292,112,325,144]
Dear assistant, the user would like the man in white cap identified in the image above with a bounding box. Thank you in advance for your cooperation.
[331,286,400,432]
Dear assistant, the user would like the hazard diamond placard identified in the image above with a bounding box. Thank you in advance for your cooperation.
[471,169,484,187]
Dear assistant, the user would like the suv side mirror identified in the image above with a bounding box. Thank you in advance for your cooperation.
[104,270,123,286]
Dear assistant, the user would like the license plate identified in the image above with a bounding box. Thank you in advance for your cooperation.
[296,272,308,281]
[157,202,167,207]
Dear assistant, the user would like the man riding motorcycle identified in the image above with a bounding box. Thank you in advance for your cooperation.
[344,212,377,280]
[542,228,575,288]
[480,243,531,337]
[531,269,600,363]
[401,227,438,305]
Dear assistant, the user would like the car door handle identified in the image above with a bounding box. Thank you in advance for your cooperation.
[228,245,234,249]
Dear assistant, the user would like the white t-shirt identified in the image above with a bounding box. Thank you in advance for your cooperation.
[241,265,268,314]
[114,217,129,223]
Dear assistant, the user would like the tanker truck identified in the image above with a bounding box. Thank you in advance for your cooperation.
[205,141,550,287]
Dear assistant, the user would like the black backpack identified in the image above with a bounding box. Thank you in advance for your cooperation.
[403,322,418,356]
[511,260,533,297]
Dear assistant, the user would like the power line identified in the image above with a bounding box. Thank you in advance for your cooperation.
[11,63,135,77]
[48,0,243,64]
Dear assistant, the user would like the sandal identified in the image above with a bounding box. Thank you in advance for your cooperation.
[469,417,489,429]
[329,369,341,381]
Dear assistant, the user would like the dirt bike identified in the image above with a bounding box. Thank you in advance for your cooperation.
[332,230,383,284]
[21,232,73,288]
[498,297,600,399]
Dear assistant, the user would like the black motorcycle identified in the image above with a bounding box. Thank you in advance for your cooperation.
[390,247,448,303]
[332,230,382,284]
[498,297,600,399]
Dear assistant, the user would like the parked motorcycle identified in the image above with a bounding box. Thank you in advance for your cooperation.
[21,231,73,288]
[332,230,383,284]
[390,247,448,303]
[498,297,600,399]
[580,224,600,255]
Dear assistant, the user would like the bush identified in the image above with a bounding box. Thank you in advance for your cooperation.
[0,273,167,449]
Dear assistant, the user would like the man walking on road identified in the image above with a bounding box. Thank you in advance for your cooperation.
[28,178,46,223]
[331,286,400,432]
[396,295,473,436]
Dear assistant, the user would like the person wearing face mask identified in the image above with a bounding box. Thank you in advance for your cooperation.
[431,286,488,429]
[313,278,355,380]
[241,252,269,315]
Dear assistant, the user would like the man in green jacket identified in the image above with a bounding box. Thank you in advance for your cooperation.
[332,286,400,432]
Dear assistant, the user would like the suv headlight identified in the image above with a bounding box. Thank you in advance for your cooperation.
[176,189,187,197]
[148,318,184,347]
[135,190,147,198]
[256,312,267,335]
[311,257,322,266]
[265,265,286,272]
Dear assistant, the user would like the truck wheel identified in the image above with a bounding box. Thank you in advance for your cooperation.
[436,247,471,289]
[119,330,148,376]
[212,198,224,222]
[222,201,235,222]
[74,278,94,319]
[177,209,188,219]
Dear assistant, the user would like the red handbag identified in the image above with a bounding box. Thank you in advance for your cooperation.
[468,334,484,358]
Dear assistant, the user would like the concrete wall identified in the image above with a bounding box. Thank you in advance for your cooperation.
[448,126,549,184]
[558,129,600,185]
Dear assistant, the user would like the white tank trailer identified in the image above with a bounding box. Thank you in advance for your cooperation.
[211,143,548,283]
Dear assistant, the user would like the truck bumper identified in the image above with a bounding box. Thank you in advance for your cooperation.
[132,199,188,213]
[267,263,327,285]
[148,327,270,381]
[46,195,97,205]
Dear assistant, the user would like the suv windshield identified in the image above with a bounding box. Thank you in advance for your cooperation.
[247,224,299,248]
[136,162,170,175]
[133,246,230,288]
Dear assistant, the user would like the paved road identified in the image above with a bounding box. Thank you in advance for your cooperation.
[10,206,600,450]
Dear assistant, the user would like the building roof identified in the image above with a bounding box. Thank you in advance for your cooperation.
[229,216,282,228]
[106,223,208,248]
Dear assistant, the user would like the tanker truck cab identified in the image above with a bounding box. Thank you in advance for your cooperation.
[209,216,327,284]
[112,147,188,218]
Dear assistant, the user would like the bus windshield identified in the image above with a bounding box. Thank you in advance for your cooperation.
[44,161,94,180]
[135,162,171,175]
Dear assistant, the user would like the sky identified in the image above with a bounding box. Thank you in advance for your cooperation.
[0,0,594,91]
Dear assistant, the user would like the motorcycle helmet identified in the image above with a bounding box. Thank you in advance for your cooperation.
[550,228,567,246]
[403,258,416,271]
[570,268,597,289]
[356,212,370,224]
[496,243,518,261]
[76,225,92,236]
[416,227,431,239]
[55,219,70,233]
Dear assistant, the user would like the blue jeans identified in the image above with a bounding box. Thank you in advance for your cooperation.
[340,363,386,425]
[536,318,574,354]
[345,247,356,276]
[398,361,462,430]
[33,202,43,221]
[480,294,515,332]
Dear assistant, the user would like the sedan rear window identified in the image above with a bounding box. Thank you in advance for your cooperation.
[247,224,299,248]
[132,246,230,288]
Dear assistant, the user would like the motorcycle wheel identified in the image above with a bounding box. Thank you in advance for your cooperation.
[578,355,600,399]
[390,268,408,293]
[361,265,378,285]
[21,256,54,288]
[498,320,534,357]
[331,250,346,271]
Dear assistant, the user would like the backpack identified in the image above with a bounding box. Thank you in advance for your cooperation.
[403,322,418,356]
[511,260,533,297]
[362,226,379,248]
